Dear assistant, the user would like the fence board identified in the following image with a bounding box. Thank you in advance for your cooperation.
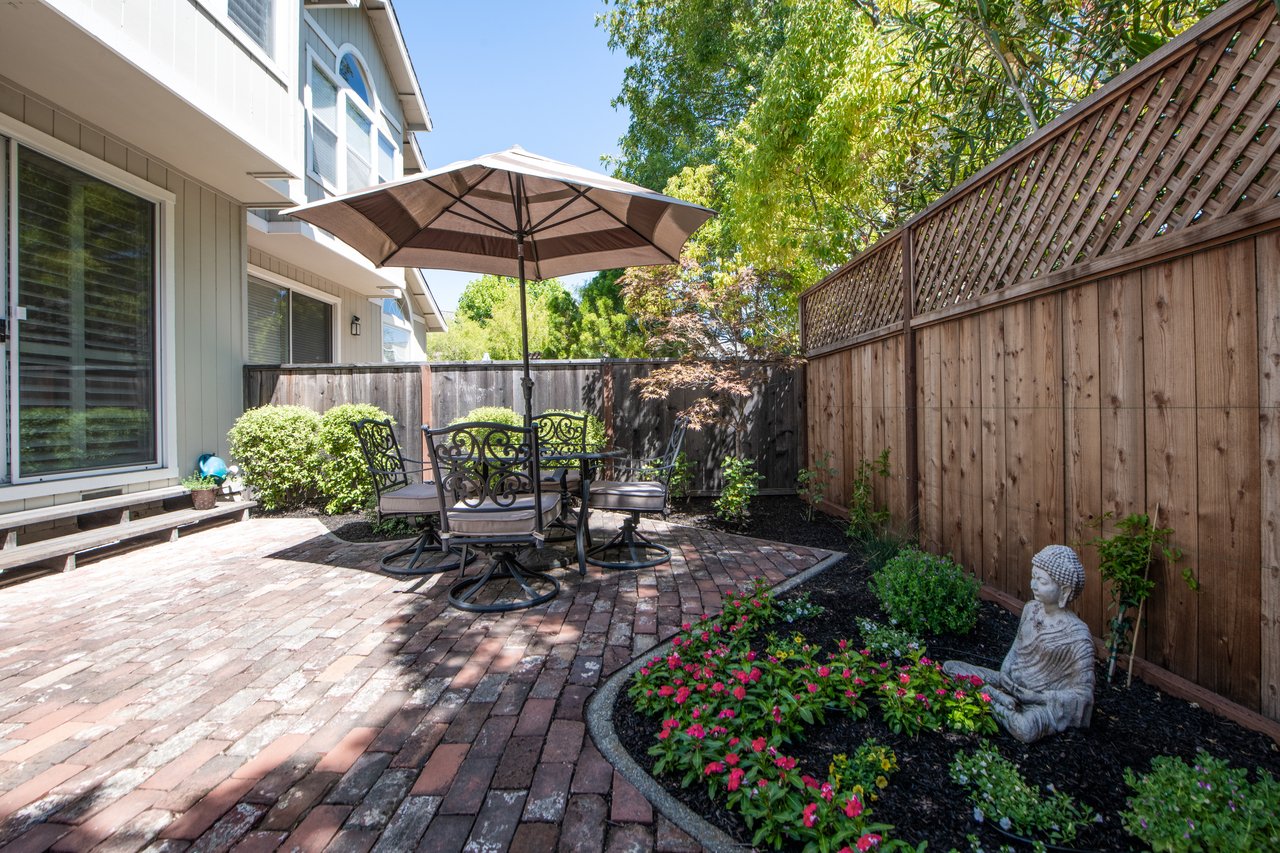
[957,316,983,574]
[1065,284,1105,638]
[979,310,1008,588]
[918,328,942,551]
[1257,231,1280,718]
[1142,256,1200,682]
[1193,241,1261,703]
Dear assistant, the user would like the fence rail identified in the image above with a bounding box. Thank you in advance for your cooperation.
[799,0,1280,722]
[244,359,803,496]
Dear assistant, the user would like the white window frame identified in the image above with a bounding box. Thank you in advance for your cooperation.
[305,44,401,194]
[246,265,342,364]
[0,114,177,500]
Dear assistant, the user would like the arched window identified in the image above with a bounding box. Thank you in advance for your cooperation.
[308,47,399,193]
[337,52,370,106]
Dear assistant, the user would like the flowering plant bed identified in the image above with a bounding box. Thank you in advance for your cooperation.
[615,497,1280,850]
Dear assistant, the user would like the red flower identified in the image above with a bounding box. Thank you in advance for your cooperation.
[818,666,831,677]
[725,752,740,766]
[803,802,818,828]
[752,737,767,753]
[704,761,725,775]
[856,833,882,851]
[898,673,910,685]
[845,796,863,818]
[733,684,747,701]
[727,767,745,791]
[674,687,691,705]
[806,682,819,693]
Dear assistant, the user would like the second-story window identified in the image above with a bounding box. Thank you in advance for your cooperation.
[228,0,275,56]
[308,49,398,195]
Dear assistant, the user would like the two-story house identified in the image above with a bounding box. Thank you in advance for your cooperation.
[0,0,444,514]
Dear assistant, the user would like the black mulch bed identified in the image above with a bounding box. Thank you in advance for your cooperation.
[615,496,1280,851]
[251,506,409,543]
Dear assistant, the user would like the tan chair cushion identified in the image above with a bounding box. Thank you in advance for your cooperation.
[446,493,561,537]
[588,480,667,513]
[541,468,583,489]
[380,481,441,515]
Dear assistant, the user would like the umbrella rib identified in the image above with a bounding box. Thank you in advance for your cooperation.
[527,184,593,232]
[382,170,517,266]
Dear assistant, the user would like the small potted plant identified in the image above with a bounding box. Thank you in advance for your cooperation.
[182,472,220,510]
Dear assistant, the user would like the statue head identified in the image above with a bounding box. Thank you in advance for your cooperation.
[1031,545,1085,608]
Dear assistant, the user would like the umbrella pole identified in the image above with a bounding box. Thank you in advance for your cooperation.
[517,233,534,430]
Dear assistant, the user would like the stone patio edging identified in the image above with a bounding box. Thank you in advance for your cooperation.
[586,550,847,852]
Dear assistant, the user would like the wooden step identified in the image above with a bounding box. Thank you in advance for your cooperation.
[0,500,256,575]
[0,486,190,546]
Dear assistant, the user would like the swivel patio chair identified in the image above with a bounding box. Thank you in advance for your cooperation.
[532,411,590,541]
[586,417,688,570]
[425,421,562,612]
[353,418,469,576]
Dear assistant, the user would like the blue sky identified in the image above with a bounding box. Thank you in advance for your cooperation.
[394,1,631,313]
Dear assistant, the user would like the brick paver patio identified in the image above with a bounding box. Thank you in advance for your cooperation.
[0,515,829,852]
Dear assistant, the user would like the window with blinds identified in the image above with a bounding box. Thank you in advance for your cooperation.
[345,103,372,191]
[248,279,332,364]
[15,147,157,478]
[228,0,274,55]
[310,65,339,186]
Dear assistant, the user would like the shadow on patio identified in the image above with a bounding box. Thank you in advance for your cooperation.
[0,514,830,851]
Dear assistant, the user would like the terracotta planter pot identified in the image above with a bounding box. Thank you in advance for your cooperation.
[191,488,217,510]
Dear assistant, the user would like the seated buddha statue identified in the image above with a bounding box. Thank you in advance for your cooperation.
[944,545,1096,744]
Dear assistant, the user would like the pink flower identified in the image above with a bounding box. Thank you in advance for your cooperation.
[640,667,650,676]
[733,684,747,701]
[845,796,863,818]
[980,692,992,703]
[751,737,766,753]
[675,687,691,705]
[704,761,725,775]
[711,681,726,694]
[657,728,670,740]
[838,639,848,650]
[772,706,783,723]
[898,673,910,685]
[820,782,835,802]
[806,683,819,693]
[727,767,745,791]
[749,667,762,682]
[718,709,736,719]
[685,723,706,739]
[725,752,739,766]
[818,666,831,677]
[954,689,966,700]
[856,833,882,851]
[658,685,674,697]
[746,650,757,661]
[896,688,907,697]
[803,802,818,828]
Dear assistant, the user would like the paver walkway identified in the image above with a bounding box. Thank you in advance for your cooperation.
[0,515,829,852]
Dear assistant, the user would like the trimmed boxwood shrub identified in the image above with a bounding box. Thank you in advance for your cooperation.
[319,403,395,514]
[227,405,322,511]
[539,409,606,451]
[871,548,980,635]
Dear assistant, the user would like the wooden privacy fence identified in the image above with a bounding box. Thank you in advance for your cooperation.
[244,359,803,495]
[799,0,1280,721]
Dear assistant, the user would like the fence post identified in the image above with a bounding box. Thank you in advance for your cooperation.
[902,227,920,538]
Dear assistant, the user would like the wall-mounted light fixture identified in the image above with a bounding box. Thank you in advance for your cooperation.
[350,314,362,336]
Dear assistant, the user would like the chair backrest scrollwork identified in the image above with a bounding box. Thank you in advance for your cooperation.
[424,422,546,536]
[532,411,589,458]
[353,418,409,500]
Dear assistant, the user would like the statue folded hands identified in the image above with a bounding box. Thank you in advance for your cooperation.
[944,545,1096,744]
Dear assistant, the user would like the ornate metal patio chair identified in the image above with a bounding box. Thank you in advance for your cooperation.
[353,418,468,576]
[425,421,562,612]
[532,411,590,541]
[585,417,688,569]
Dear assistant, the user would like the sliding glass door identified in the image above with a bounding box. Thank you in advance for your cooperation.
[5,142,158,481]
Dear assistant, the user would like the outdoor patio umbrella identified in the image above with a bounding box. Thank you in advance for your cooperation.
[282,146,715,425]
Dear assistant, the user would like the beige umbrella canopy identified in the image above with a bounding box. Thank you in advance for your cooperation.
[283,145,715,423]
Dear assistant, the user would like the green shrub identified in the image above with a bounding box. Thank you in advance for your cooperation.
[449,406,521,428]
[1123,752,1280,851]
[796,450,838,521]
[227,405,322,511]
[951,746,1096,845]
[713,455,763,524]
[668,452,692,502]
[319,403,395,514]
[871,548,980,635]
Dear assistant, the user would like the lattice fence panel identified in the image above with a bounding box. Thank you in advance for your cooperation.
[911,1,1280,315]
[801,236,903,352]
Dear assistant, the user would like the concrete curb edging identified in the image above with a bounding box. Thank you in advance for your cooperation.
[585,550,848,853]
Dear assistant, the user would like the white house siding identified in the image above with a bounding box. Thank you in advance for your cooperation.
[56,0,302,178]
[248,247,386,365]
[0,76,247,512]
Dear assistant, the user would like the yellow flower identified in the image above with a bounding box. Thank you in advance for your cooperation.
[881,758,892,771]
[876,775,889,789]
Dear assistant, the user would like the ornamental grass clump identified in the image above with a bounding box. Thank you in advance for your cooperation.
[1122,751,1280,851]
[951,745,1096,845]
[227,405,323,511]
[871,548,980,635]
